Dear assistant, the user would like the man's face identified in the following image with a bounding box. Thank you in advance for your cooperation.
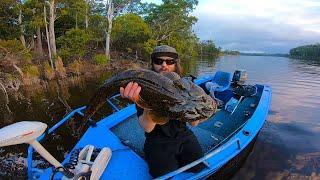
[152,56,176,74]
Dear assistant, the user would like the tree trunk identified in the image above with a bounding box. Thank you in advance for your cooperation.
[49,0,57,58]
[44,4,53,69]
[105,0,113,59]
[0,81,12,122]
[105,23,112,59]
[30,34,35,49]
[85,1,89,28]
[36,27,43,56]
[19,9,26,48]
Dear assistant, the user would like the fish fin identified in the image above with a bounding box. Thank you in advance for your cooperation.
[136,96,153,110]
[148,110,169,124]
[173,79,191,90]
[162,72,181,81]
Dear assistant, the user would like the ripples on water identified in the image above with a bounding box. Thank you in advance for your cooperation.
[191,56,320,179]
[0,56,319,179]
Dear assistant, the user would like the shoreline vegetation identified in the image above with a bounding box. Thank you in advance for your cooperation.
[289,44,320,60]
[0,0,221,93]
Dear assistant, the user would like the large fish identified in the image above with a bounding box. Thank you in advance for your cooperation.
[81,69,216,128]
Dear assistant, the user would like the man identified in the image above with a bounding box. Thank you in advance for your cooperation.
[120,45,205,177]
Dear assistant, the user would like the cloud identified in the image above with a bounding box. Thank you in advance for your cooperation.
[192,0,320,53]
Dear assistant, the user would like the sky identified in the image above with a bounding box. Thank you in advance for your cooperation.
[143,0,320,54]
[192,0,320,53]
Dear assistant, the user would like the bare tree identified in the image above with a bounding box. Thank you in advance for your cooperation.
[44,4,53,69]
[32,8,44,56]
[18,9,26,48]
[0,81,12,121]
[105,0,114,59]
[85,0,89,28]
[35,27,44,56]
[105,0,133,59]
[48,0,57,58]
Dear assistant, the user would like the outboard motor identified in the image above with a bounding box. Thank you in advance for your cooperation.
[0,121,111,180]
[232,70,248,85]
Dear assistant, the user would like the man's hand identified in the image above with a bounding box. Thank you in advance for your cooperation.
[120,82,141,102]
[190,120,200,126]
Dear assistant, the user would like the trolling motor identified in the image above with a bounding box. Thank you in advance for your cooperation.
[0,121,112,180]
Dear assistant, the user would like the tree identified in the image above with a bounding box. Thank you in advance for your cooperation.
[199,40,220,56]
[140,0,199,57]
[61,0,87,29]
[145,0,198,43]
[112,13,151,54]
[290,44,320,60]
[0,0,20,40]
[105,0,114,59]
[24,0,45,56]
[44,4,53,67]
[57,28,91,62]
[18,7,27,48]
[47,0,57,58]
[105,0,139,59]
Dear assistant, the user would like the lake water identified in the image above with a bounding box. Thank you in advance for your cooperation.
[0,55,319,179]
[193,56,320,179]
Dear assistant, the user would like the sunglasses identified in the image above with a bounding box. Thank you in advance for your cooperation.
[152,57,177,65]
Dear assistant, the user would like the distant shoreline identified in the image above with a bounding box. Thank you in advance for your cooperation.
[239,53,289,57]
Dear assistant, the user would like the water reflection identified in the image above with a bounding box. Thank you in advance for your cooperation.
[184,55,320,179]
[181,56,219,76]
[233,127,320,179]
[0,73,114,178]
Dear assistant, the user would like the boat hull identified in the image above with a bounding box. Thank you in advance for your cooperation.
[29,75,272,180]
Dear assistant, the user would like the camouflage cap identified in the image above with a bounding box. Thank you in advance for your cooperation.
[151,45,179,60]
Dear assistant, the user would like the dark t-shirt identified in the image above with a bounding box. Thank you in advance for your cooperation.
[135,104,192,139]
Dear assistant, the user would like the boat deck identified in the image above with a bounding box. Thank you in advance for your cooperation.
[111,85,262,156]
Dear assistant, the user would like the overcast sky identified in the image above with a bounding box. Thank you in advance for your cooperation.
[193,0,320,53]
[143,0,320,53]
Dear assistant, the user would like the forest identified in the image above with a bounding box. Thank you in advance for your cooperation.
[0,0,220,90]
[289,44,320,60]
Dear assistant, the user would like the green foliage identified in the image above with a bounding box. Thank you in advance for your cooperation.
[44,62,54,74]
[0,0,20,39]
[199,40,220,56]
[290,44,320,60]
[67,60,88,75]
[144,0,198,43]
[140,39,157,60]
[164,31,199,58]
[23,65,40,77]
[54,0,87,37]
[93,54,109,65]
[23,0,45,30]
[112,13,151,51]
[0,39,32,63]
[139,0,204,58]
[57,28,91,63]
[223,50,240,55]
[0,39,25,54]
[0,0,221,67]
[87,14,107,42]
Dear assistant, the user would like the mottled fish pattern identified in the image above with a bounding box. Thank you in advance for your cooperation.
[82,69,216,128]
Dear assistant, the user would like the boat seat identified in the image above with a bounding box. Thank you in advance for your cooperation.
[111,115,146,156]
[205,71,232,95]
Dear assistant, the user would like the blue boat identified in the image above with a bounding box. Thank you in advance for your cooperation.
[0,70,272,179]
